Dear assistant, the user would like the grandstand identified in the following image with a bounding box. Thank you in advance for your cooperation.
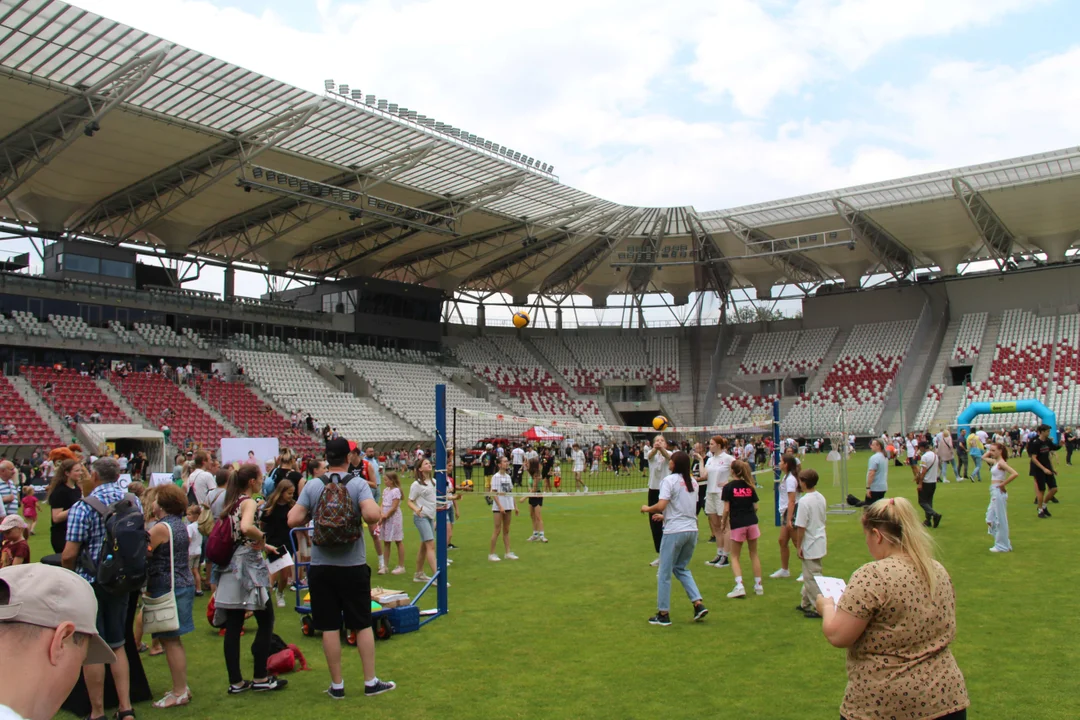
[1,0,1080,465]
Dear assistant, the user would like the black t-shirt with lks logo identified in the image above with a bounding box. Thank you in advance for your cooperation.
[720,480,760,529]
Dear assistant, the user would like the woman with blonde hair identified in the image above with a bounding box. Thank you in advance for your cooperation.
[817,497,969,720]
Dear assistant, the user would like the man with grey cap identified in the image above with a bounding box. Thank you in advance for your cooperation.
[0,564,116,720]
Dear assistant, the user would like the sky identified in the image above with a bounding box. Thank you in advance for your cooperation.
[7,0,1080,320]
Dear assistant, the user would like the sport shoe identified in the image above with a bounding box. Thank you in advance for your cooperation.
[795,574,804,582]
[753,584,764,596]
[989,547,1010,553]
[252,677,287,692]
[933,513,942,528]
[769,568,790,579]
[584,486,589,493]
[488,554,501,562]
[326,686,345,700]
[275,592,285,608]
[705,554,724,567]
[526,534,536,542]
[647,613,672,626]
[1050,496,1060,504]
[693,604,709,621]
[413,572,431,582]
[448,543,459,549]
[377,566,388,575]
[1042,506,1052,517]
[649,557,660,567]
[504,552,519,560]
[391,566,406,575]
[228,681,252,695]
[1038,508,1050,519]
[538,536,549,543]
[727,585,746,599]
[716,555,730,568]
[364,680,397,697]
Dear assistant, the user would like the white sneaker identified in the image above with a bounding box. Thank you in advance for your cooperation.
[275,591,286,608]
[391,566,406,575]
[413,572,431,583]
[727,585,746,599]
[538,536,549,543]
[488,554,501,562]
[753,584,764,596]
[584,486,589,493]
[526,535,536,542]
[446,558,454,564]
[649,557,660,567]
[796,574,804,582]
[505,552,519,560]
[941,478,951,483]
[377,566,388,575]
[769,568,790,579]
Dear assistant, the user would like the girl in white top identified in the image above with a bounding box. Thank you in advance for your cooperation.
[407,459,438,583]
[770,454,801,579]
[985,442,1018,553]
[640,450,708,626]
[702,436,733,568]
[488,456,519,562]
[571,444,586,491]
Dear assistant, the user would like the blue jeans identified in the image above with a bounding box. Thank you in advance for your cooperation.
[657,531,702,612]
[970,451,983,482]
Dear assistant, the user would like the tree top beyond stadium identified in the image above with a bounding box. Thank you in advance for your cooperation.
[1,0,1079,304]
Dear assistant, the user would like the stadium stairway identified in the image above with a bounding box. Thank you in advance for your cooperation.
[658,336,696,426]
[177,384,244,438]
[518,337,579,396]
[94,379,184,458]
[806,326,850,394]
[882,304,946,435]
[8,375,74,443]
[931,385,966,430]
[971,314,1002,383]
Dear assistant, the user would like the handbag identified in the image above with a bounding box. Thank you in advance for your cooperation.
[142,526,180,635]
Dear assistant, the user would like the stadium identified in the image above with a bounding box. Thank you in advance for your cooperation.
[0,1,1078,719]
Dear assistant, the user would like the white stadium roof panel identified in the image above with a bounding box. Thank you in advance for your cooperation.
[2,0,1080,296]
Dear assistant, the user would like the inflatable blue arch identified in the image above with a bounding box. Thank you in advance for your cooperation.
[956,399,1058,441]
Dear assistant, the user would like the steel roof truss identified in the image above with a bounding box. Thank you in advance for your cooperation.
[0,48,167,202]
[832,199,915,280]
[951,177,1016,269]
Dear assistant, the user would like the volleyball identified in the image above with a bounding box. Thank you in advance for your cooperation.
[652,415,670,431]
[512,311,530,329]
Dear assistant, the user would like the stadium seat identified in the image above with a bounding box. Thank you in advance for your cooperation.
[22,366,129,426]
[0,375,63,446]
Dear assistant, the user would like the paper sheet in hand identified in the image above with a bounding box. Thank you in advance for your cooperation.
[814,575,847,603]
[267,551,294,575]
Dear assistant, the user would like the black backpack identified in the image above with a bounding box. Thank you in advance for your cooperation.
[80,493,148,595]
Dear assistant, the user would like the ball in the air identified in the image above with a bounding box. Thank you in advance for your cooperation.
[512,311,530,329]
[652,415,670,431]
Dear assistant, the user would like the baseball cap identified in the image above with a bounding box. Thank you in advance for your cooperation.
[0,515,28,532]
[326,437,351,458]
[0,564,116,665]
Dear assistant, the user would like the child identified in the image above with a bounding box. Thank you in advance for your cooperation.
[19,486,38,536]
[526,458,548,543]
[185,505,204,596]
[0,515,30,567]
[261,480,296,607]
[571,443,586,492]
[721,460,762,598]
[770,454,800,579]
[408,459,438,582]
[986,442,1018,553]
[794,468,828,618]
[488,456,519,561]
[552,462,562,491]
[443,473,461,551]
[380,471,406,574]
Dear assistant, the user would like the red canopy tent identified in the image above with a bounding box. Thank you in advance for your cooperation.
[521,426,564,441]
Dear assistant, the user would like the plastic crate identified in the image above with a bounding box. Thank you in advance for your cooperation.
[387,605,420,634]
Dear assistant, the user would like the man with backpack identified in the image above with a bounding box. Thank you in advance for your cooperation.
[61,457,143,720]
[287,438,396,700]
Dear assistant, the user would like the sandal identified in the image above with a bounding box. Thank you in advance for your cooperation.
[137,643,149,653]
[148,647,165,657]
[152,690,191,709]
[116,710,136,720]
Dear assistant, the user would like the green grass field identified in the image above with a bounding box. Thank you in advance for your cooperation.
[31,453,1080,719]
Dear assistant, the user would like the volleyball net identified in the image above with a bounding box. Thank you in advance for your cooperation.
[449,407,778,497]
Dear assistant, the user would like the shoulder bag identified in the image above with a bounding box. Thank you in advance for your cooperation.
[142,525,180,635]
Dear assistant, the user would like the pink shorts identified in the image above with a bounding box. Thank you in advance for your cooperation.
[730,524,761,543]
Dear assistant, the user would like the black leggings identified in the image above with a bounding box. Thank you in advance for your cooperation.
[850,490,887,507]
[918,482,939,521]
[647,488,662,553]
[224,599,274,684]
[844,711,965,720]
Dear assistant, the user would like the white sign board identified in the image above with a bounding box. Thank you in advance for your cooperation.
[220,437,280,471]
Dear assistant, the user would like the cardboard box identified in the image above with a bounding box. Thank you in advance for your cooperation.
[371,587,410,609]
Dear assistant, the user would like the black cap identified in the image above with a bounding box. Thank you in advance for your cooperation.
[325,437,351,458]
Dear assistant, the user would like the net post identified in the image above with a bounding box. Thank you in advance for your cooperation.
[772,399,782,527]
[435,383,448,616]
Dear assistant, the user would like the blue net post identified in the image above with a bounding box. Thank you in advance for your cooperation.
[435,384,448,616]
[773,399,782,527]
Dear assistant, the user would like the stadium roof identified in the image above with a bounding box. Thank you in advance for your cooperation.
[2,0,1080,304]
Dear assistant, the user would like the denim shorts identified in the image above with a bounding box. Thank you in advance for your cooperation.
[414,515,435,543]
[149,585,195,639]
[94,585,130,649]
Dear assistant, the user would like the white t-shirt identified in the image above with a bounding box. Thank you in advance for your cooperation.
[409,480,436,519]
[524,449,539,465]
[741,444,754,461]
[117,456,128,471]
[705,452,733,494]
[647,450,668,491]
[976,430,988,443]
[186,521,202,557]
[905,438,917,458]
[511,448,525,466]
[920,451,940,483]
[659,473,698,534]
[778,472,799,514]
[490,471,515,512]
[571,449,585,470]
[190,468,216,505]
[794,490,827,560]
